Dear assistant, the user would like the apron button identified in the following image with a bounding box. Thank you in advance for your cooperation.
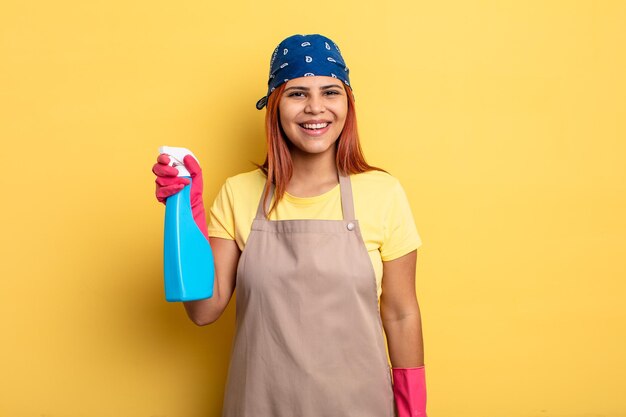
[347,222,355,231]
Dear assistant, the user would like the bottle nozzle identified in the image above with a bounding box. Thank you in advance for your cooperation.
[158,146,199,177]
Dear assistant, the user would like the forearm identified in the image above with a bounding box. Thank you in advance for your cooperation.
[382,309,425,367]
[182,237,239,326]
[182,286,229,325]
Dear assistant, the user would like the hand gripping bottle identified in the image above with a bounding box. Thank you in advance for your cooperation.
[159,146,214,302]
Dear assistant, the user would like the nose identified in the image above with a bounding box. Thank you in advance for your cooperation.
[305,93,325,114]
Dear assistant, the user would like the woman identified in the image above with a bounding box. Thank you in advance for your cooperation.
[152,33,427,417]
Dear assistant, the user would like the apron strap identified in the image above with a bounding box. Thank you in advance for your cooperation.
[255,181,275,220]
[339,174,355,221]
[254,174,355,221]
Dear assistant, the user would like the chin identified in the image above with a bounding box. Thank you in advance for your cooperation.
[289,140,336,156]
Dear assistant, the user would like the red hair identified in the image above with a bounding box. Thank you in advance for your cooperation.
[256,82,385,218]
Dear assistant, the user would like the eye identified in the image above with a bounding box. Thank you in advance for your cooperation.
[287,92,305,97]
[325,90,341,95]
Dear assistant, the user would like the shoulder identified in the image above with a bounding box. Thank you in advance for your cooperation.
[222,168,267,193]
[350,169,414,220]
[350,169,403,195]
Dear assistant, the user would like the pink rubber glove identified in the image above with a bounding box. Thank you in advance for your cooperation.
[152,153,208,239]
[392,366,427,417]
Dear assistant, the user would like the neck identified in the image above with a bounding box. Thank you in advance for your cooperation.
[287,146,338,197]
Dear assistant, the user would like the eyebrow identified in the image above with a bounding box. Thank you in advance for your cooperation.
[284,84,343,92]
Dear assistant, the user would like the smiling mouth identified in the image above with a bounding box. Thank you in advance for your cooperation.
[299,122,331,131]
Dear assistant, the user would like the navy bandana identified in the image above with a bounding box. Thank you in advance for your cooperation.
[255,34,352,110]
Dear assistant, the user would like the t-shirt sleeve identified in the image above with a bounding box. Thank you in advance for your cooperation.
[207,178,236,240]
[379,180,422,261]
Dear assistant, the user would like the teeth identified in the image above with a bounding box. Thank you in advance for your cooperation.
[301,122,329,129]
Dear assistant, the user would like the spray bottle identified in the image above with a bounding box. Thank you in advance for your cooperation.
[159,146,214,302]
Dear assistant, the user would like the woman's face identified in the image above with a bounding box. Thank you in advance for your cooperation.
[278,76,348,158]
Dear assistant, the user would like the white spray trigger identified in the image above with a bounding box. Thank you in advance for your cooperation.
[158,146,199,177]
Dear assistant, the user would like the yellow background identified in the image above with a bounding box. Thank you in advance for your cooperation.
[1,0,625,416]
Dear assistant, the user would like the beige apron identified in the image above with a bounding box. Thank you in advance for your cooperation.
[222,174,395,417]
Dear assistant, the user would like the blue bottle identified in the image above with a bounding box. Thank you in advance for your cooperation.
[159,146,214,302]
